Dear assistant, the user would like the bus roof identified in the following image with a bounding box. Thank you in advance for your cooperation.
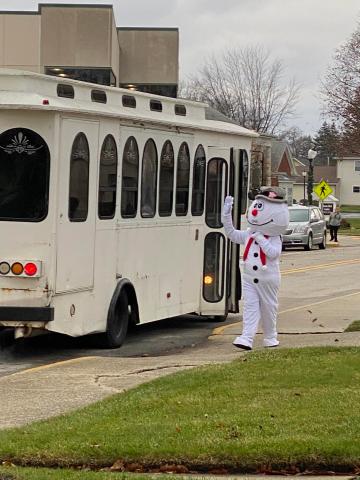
[0,68,258,138]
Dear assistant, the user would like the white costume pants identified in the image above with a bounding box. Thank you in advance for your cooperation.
[234,276,280,349]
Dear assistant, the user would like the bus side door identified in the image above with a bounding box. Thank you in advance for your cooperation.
[228,149,249,313]
[200,147,230,317]
[55,118,99,293]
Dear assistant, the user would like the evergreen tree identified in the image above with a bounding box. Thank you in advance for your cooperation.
[313,122,340,165]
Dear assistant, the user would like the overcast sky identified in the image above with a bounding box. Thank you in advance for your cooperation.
[3,0,360,135]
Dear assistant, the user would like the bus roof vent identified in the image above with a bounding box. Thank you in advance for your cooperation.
[122,95,136,108]
[57,84,75,99]
[175,104,187,116]
[91,89,107,104]
[150,99,162,112]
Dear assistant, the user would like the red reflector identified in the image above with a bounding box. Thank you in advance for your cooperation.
[42,99,49,105]
[24,262,37,276]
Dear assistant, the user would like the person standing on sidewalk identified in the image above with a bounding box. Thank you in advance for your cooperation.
[329,207,342,242]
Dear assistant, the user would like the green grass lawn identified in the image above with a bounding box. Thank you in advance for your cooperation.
[0,348,359,473]
[0,467,161,480]
[345,321,360,332]
[339,218,360,235]
[340,205,360,213]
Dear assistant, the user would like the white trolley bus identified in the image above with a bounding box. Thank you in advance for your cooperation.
[0,69,255,347]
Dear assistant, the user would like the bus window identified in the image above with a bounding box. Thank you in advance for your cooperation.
[57,84,74,99]
[91,89,107,104]
[175,104,186,116]
[150,99,162,112]
[159,140,174,217]
[240,149,249,214]
[0,128,50,222]
[121,136,139,218]
[122,95,136,108]
[206,158,228,228]
[98,135,117,219]
[141,139,158,218]
[69,133,90,222]
[203,232,225,302]
[175,142,190,216]
[191,144,206,216]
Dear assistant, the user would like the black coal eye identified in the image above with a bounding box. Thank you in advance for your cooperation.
[257,202,264,210]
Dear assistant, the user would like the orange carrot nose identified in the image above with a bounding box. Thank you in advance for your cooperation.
[252,209,258,216]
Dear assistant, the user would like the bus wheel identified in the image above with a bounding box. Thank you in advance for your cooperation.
[208,314,228,322]
[100,290,129,348]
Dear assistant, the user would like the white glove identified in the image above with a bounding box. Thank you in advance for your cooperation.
[223,196,234,215]
[251,231,266,243]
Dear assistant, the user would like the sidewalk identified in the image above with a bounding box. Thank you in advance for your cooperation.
[0,292,359,430]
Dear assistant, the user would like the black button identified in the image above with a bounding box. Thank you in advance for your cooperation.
[254,278,259,284]
[254,253,259,258]
[254,241,258,245]
[253,266,258,271]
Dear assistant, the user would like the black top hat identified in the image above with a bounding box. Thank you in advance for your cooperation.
[255,187,287,204]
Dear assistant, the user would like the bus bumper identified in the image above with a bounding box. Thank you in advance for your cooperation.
[0,306,54,323]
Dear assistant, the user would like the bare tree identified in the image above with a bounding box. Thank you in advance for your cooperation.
[322,22,360,153]
[279,126,313,159]
[180,46,299,135]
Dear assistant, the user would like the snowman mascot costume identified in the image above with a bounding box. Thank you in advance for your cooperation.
[222,187,289,350]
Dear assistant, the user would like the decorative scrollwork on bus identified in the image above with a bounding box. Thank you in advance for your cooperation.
[0,131,43,155]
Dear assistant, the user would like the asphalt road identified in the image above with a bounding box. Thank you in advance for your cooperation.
[0,314,232,378]
[0,235,359,378]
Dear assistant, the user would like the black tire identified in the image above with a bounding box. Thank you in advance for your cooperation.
[208,313,228,323]
[282,245,286,251]
[319,231,327,250]
[98,290,129,348]
[304,233,313,251]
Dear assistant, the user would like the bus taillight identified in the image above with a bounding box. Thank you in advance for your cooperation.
[11,262,24,275]
[24,262,38,276]
[0,262,10,275]
[0,260,42,278]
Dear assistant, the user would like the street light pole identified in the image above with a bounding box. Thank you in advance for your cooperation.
[302,171,306,203]
[307,149,317,205]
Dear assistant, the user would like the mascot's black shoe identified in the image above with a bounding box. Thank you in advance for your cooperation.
[233,343,252,351]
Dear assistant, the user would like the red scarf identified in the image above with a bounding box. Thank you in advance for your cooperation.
[243,235,269,267]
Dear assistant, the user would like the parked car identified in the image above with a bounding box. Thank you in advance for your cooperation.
[282,205,327,250]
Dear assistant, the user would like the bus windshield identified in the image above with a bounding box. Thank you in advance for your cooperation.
[289,209,309,222]
[0,128,50,222]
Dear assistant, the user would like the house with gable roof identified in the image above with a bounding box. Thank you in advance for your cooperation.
[269,138,340,205]
[270,139,298,204]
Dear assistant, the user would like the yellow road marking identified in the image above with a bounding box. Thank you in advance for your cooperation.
[7,356,98,377]
[211,290,360,336]
[282,258,360,275]
[212,324,234,336]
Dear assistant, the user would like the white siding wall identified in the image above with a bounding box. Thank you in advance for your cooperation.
[337,158,360,205]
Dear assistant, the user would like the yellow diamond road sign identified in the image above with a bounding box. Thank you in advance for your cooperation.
[313,180,333,200]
